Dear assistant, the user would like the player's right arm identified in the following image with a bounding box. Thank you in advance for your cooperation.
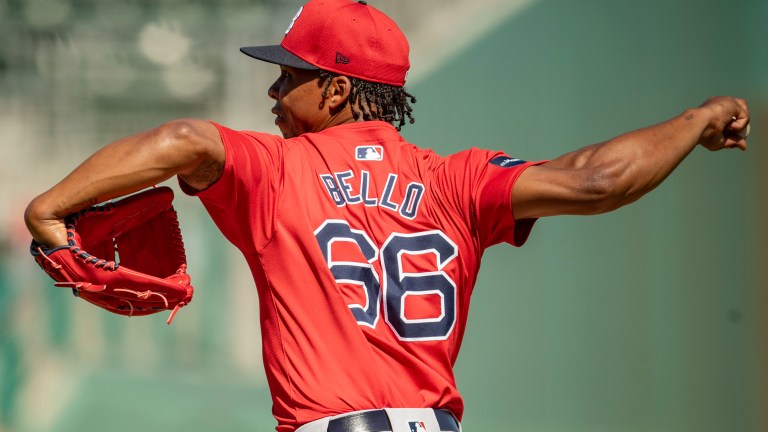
[24,119,224,248]
[511,96,749,220]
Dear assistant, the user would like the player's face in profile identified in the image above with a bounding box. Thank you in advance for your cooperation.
[268,66,326,138]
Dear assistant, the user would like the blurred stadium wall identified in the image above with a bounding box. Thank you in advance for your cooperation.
[0,0,765,431]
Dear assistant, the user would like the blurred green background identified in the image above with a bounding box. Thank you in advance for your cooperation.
[0,0,765,431]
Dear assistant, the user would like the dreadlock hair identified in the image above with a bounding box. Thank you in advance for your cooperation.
[319,71,417,131]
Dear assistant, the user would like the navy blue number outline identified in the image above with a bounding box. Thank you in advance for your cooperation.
[315,221,458,341]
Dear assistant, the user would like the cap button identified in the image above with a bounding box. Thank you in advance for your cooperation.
[358,1,367,4]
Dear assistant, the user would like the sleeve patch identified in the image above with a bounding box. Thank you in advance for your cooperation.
[489,155,525,168]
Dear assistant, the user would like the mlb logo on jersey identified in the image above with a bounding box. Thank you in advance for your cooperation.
[356,145,384,161]
[408,421,428,432]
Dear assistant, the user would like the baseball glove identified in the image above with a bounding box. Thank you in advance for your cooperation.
[30,186,193,324]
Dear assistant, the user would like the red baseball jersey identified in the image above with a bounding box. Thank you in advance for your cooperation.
[182,121,542,431]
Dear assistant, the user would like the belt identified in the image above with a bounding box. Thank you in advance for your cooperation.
[327,409,459,432]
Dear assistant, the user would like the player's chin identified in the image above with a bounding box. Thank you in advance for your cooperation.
[275,118,294,139]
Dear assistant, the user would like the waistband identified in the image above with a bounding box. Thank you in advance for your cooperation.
[329,408,459,432]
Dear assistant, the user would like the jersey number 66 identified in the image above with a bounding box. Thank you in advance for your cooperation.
[315,220,457,342]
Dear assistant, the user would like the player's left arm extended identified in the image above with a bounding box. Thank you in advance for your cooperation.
[511,96,749,220]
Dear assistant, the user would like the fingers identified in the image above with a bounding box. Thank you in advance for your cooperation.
[729,118,750,139]
[701,96,749,124]
[709,97,750,152]
[739,123,751,140]
[724,117,748,151]
[726,136,747,151]
[727,102,750,151]
[727,98,750,128]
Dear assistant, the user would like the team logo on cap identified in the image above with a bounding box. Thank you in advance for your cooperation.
[408,421,428,432]
[285,6,303,35]
[356,145,384,161]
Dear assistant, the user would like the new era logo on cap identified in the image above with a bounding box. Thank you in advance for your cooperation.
[356,145,383,161]
[336,52,350,64]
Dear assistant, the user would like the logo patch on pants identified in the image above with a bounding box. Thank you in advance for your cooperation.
[408,421,428,432]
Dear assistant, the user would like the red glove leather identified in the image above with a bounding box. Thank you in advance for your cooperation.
[31,187,193,324]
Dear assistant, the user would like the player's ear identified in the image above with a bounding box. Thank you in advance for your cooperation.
[326,75,352,109]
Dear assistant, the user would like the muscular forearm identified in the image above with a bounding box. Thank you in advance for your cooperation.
[25,119,223,247]
[512,97,749,219]
[550,109,707,208]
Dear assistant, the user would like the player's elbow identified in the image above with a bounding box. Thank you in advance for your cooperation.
[24,196,45,230]
[158,119,209,156]
[155,119,223,172]
[157,119,225,188]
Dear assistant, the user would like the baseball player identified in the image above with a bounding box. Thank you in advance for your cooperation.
[24,0,750,431]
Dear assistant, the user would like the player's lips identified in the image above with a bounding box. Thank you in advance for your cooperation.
[271,106,284,124]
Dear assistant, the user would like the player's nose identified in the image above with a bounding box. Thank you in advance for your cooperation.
[267,78,279,100]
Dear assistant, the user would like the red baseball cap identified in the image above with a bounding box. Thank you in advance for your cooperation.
[240,0,410,86]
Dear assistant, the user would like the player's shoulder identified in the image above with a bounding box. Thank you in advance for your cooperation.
[430,148,535,189]
[211,122,285,146]
[441,147,508,167]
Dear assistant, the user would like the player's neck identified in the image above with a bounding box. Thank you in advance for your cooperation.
[315,105,359,132]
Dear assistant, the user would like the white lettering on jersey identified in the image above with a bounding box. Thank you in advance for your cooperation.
[319,170,424,219]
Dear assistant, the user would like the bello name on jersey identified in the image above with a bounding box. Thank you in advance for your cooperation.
[319,168,425,220]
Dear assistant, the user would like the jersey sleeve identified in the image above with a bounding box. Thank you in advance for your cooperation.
[442,148,546,249]
[178,122,284,254]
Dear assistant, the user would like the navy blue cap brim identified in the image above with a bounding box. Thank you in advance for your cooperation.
[239,45,318,70]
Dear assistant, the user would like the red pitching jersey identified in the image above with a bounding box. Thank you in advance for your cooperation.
[183,121,541,431]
